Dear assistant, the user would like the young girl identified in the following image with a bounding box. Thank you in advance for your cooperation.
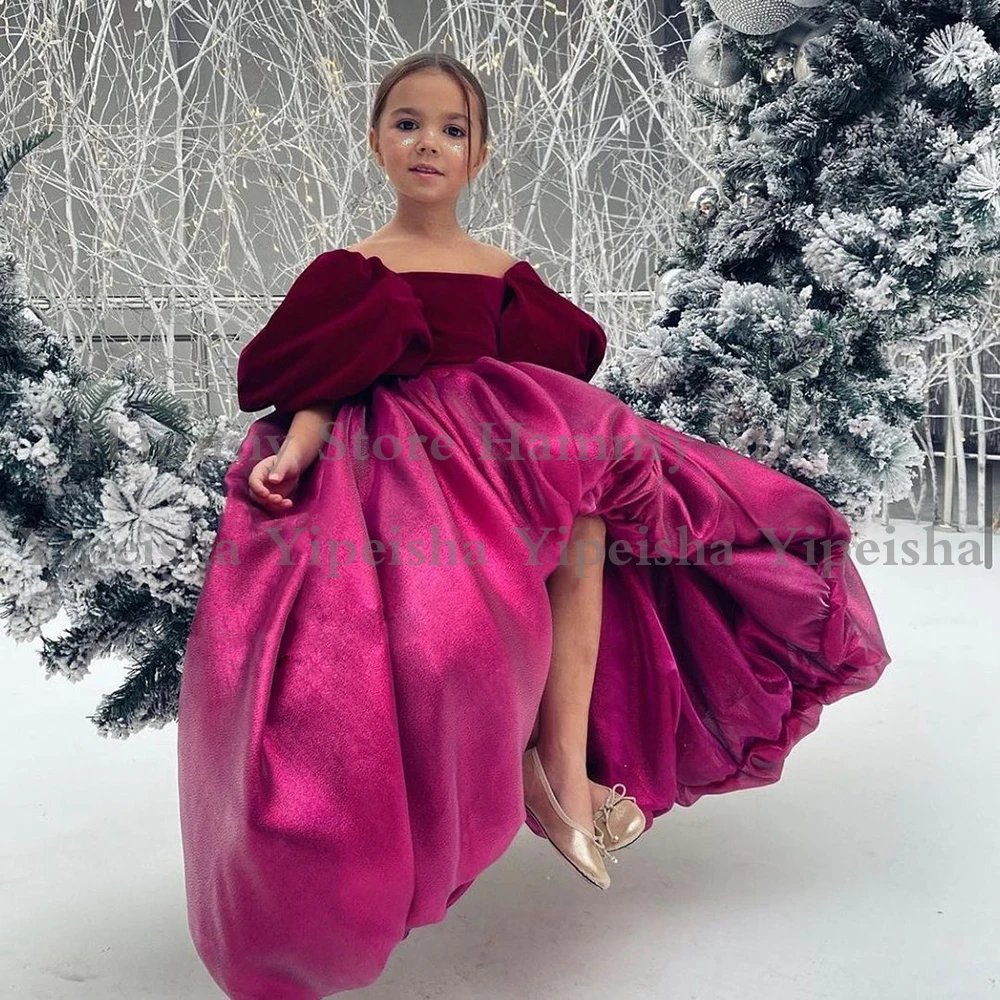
[177,51,891,999]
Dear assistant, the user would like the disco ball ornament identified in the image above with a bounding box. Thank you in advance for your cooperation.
[688,21,748,88]
[707,0,803,35]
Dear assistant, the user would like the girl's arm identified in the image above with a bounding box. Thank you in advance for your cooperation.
[275,403,336,470]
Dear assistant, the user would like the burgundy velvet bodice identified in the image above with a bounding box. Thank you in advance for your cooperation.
[236,248,608,414]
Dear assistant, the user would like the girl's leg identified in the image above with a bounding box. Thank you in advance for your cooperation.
[528,514,609,831]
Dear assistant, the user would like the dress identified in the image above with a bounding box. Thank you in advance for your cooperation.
[177,248,891,999]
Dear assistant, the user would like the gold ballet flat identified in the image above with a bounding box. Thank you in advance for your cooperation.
[522,746,615,890]
[592,782,646,852]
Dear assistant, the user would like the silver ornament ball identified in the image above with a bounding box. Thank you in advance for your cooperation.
[688,21,748,88]
[793,22,834,81]
[656,268,690,301]
[777,12,831,46]
[685,184,720,221]
[764,43,797,84]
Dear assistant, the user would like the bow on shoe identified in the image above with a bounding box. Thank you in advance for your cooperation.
[594,783,646,851]
[598,783,634,828]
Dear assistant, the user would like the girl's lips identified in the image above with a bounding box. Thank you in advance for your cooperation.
[410,167,442,175]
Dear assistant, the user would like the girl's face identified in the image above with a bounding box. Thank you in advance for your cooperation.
[369,69,487,205]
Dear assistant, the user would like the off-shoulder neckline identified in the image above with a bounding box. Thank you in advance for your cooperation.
[337,247,529,281]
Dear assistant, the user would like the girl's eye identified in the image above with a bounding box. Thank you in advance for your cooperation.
[396,120,465,138]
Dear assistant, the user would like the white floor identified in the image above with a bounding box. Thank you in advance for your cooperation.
[1,519,997,1000]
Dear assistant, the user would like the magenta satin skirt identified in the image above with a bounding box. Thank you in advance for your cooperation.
[177,358,890,998]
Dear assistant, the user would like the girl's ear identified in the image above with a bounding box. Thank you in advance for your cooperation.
[473,142,488,174]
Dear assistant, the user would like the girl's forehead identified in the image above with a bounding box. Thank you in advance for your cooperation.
[389,72,469,104]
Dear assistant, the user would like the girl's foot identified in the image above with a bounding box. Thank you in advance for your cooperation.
[522,746,612,889]
[589,778,614,815]
[532,743,601,835]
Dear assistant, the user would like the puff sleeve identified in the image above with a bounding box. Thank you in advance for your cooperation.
[236,249,434,413]
[496,262,607,382]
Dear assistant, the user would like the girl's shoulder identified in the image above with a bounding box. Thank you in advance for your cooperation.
[474,242,521,273]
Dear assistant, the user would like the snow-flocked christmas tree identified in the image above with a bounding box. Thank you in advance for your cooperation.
[601,0,1000,527]
[0,130,243,737]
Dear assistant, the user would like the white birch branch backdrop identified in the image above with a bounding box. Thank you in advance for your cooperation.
[1,0,997,526]
[1,0,690,394]
[914,274,1000,529]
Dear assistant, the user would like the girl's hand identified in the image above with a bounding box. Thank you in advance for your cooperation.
[248,451,303,512]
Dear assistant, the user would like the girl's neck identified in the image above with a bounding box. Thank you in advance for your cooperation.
[376,203,468,245]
